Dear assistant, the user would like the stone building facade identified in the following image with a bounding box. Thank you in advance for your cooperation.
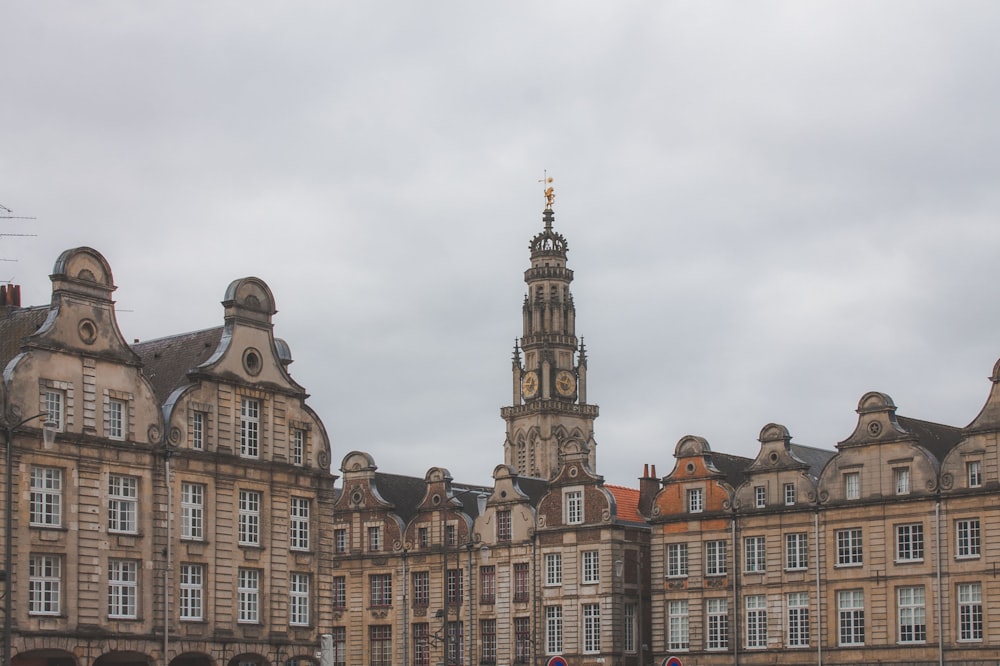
[4,196,1000,666]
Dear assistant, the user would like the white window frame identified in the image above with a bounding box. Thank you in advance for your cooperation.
[836,528,863,566]
[332,576,347,609]
[784,482,796,506]
[956,519,981,559]
[240,397,260,458]
[497,509,512,541]
[44,389,65,432]
[290,497,310,551]
[785,533,808,571]
[108,474,138,534]
[179,563,204,621]
[744,536,766,573]
[545,553,562,586]
[290,572,310,626]
[565,489,583,524]
[745,595,767,649]
[707,598,728,650]
[667,543,689,578]
[368,525,383,552]
[687,487,703,513]
[754,485,766,508]
[107,397,126,440]
[191,410,205,450]
[291,428,305,466]
[895,523,924,563]
[966,460,982,488]
[894,467,910,495]
[238,489,261,546]
[28,554,61,615]
[582,550,600,584]
[837,589,865,646]
[181,482,205,540]
[844,471,860,500]
[957,582,983,642]
[108,559,138,619]
[897,586,926,644]
[705,539,727,576]
[334,528,348,554]
[624,603,636,653]
[583,603,601,653]
[545,606,563,655]
[668,599,690,651]
[29,466,62,527]
[238,568,260,623]
[787,591,809,647]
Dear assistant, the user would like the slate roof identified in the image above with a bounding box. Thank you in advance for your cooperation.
[709,452,753,489]
[0,305,50,374]
[789,443,837,479]
[606,484,644,524]
[373,472,492,525]
[512,476,550,506]
[897,415,964,463]
[131,327,223,404]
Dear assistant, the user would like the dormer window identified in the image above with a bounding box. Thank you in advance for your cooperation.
[894,468,910,495]
[687,488,704,514]
[844,472,860,500]
[967,460,983,488]
[754,486,766,508]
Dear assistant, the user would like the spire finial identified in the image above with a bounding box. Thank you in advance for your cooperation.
[539,171,555,213]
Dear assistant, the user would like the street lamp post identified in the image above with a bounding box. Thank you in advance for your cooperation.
[2,411,55,666]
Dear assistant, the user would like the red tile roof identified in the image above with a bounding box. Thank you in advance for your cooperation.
[606,484,643,523]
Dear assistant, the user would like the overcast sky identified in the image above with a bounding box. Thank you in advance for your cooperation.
[4,2,1000,487]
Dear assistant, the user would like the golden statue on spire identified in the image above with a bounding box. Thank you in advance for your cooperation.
[540,172,555,209]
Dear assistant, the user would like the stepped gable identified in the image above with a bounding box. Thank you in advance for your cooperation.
[132,327,224,404]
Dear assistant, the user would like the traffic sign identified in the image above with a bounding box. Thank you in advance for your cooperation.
[662,657,683,666]
[547,657,568,666]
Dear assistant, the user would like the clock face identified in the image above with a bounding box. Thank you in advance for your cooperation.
[521,371,539,399]
[555,370,576,397]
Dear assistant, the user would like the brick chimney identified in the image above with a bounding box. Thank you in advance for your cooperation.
[637,463,660,518]
[1,284,21,315]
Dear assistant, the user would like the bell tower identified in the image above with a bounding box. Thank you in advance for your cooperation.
[501,183,599,479]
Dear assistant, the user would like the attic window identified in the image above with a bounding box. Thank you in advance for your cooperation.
[243,348,262,376]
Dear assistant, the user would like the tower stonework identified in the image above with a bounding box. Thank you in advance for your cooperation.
[501,202,599,479]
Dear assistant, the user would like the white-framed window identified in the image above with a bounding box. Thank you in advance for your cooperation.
[966,460,982,488]
[240,397,260,458]
[707,598,728,650]
[565,490,583,524]
[290,573,310,626]
[754,485,766,508]
[836,528,863,566]
[787,592,809,647]
[745,595,767,648]
[44,389,65,431]
[179,563,203,621]
[291,428,305,466]
[957,582,983,641]
[238,490,261,546]
[181,482,205,540]
[28,554,61,615]
[545,553,562,586]
[667,543,689,578]
[29,466,62,527]
[668,600,690,651]
[238,568,260,623]
[785,533,808,571]
[784,482,796,506]
[108,474,138,534]
[368,525,382,552]
[897,586,926,643]
[894,467,910,495]
[744,536,766,573]
[896,524,924,562]
[290,497,310,551]
[446,568,463,605]
[956,519,981,558]
[624,603,637,653]
[497,509,512,542]
[108,559,138,619]
[191,411,205,450]
[583,603,601,653]
[582,550,600,584]
[370,573,393,606]
[107,397,126,440]
[687,488,703,513]
[334,528,348,554]
[837,589,865,646]
[545,606,563,654]
[844,471,860,500]
[705,539,727,576]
